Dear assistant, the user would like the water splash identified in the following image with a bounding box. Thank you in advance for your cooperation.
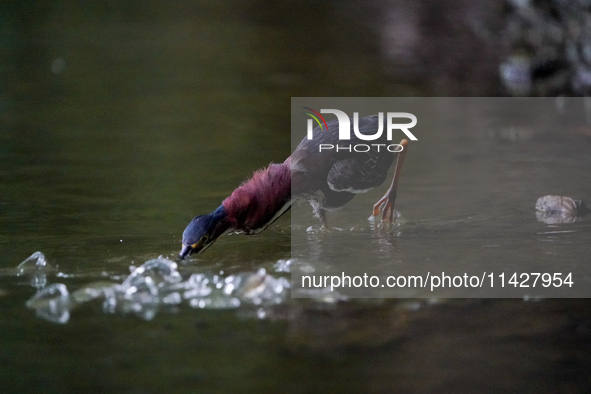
[71,282,118,304]
[25,283,70,324]
[16,252,50,274]
[16,252,54,289]
[274,259,292,273]
[24,256,290,324]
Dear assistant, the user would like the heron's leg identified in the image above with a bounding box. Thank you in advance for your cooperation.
[318,208,329,230]
[373,139,409,221]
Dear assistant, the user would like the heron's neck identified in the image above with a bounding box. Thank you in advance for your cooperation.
[207,205,233,239]
[222,162,292,232]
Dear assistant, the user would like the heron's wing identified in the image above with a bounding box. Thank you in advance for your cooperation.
[327,115,397,193]
[292,114,397,193]
[327,151,394,193]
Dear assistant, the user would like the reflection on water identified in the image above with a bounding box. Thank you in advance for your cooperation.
[1,2,591,393]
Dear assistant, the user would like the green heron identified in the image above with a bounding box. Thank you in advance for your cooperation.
[179,114,409,259]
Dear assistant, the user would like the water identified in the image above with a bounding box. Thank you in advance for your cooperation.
[289,98,591,298]
[2,2,591,393]
[21,254,289,324]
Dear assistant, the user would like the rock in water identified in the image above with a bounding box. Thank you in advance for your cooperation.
[535,195,587,224]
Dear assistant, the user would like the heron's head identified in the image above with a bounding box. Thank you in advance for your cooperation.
[179,206,228,259]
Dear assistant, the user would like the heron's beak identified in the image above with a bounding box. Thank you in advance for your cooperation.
[179,244,193,259]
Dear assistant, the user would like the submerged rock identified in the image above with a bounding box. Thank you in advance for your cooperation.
[535,195,587,224]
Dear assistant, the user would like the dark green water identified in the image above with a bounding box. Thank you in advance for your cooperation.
[2,2,591,393]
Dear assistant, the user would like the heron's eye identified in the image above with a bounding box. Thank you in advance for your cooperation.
[200,235,209,243]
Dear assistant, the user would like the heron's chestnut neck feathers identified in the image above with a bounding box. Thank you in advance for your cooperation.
[222,162,291,232]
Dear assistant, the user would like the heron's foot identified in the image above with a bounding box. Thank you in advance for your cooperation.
[373,138,407,223]
[315,208,329,229]
[372,194,396,222]
[306,224,334,234]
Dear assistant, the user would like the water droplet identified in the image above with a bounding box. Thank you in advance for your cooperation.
[16,252,51,275]
[26,283,70,324]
